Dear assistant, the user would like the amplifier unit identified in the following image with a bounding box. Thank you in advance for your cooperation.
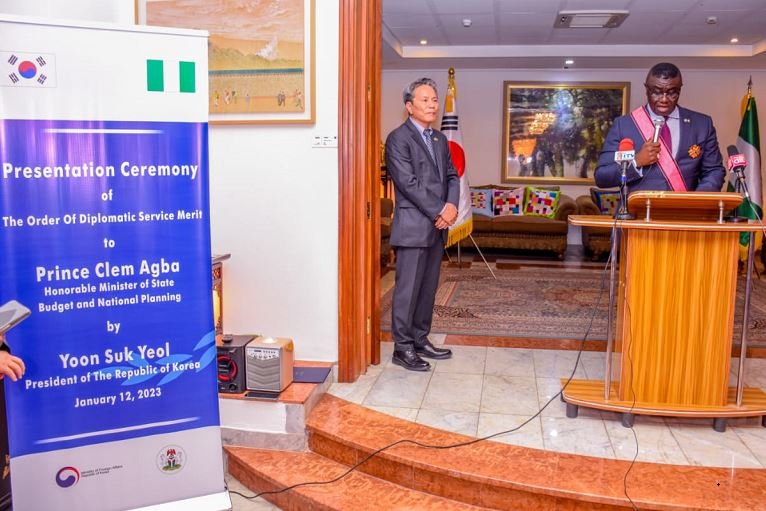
[245,336,294,392]
[216,334,256,393]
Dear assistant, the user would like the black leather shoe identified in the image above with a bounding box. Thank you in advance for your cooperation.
[414,340,452,360]
[392,349,431,371]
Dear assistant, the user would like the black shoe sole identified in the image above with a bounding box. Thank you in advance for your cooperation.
[415,350,452,360]
[391,356,430,371]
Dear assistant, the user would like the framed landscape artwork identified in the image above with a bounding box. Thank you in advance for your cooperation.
[137,0,315,124]
[501,82,629,184]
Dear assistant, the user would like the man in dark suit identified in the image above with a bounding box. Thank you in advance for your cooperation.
[595,62,725,193]
[384,78,460,371]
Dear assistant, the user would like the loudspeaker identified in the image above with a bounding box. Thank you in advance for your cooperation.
[245,336,294,392]
[216,334,255,393]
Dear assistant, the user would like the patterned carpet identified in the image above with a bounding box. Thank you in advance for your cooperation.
[380,263,766,344]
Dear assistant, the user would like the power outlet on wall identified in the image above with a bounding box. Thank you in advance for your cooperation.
[312,135,337,148]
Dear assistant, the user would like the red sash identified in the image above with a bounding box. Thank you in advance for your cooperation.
[629,106,687,191]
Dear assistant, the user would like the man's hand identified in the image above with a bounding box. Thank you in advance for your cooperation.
[0,351,25,382]
[440,203,458,225]
[635,138,661,167]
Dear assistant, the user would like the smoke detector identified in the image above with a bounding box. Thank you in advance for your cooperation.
[554,10,629,29]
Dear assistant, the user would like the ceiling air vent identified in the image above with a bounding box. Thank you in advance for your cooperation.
[554,10,629,29]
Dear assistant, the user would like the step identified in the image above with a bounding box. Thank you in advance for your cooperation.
[218,361,332,451]
[225,446,488,510]
[305,394,766,510]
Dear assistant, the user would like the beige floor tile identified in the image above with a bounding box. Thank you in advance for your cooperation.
[732,423,766,466]
[416,408,479,437]
[533,349,587,379]
[433,345,487,374]
[477,413,544,450]
[603,418,688,464]
[670,424,762,468]
[226,474,280,510]
[484,347,535,377]
[368,405,420,421]
[579,350,606,380]
[363,368,433,408]
[422,372,483,413]
[481,375,539,415]
[328,371,380,404]
[541,416,615,458]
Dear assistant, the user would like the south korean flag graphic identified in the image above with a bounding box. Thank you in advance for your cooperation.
[2,51,56,87]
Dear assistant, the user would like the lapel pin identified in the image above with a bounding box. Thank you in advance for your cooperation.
[683,118,691,124]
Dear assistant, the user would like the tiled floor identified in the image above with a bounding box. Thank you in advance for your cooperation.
[230,255,766,508]
[329,262,766,470]
[329,339,766,469]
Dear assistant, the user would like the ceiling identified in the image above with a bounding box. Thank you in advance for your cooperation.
[382,0,766,70]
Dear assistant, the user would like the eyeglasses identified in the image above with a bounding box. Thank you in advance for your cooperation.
[645,86,681,100]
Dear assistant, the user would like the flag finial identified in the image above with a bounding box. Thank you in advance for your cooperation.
[447,67,456,99]
[748,76,753,98]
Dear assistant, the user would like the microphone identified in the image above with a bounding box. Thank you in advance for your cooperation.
[615,138,635,164]
[727,145,747,178]
[652,117,664,144]
[727,145,750,201]
[613,138,636,220]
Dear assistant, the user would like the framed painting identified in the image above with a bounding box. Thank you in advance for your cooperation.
[501,81,629,184]
[136,0,315,124]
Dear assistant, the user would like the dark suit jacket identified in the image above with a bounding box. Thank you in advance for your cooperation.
[385,119,460,248]
[594,106,725,193]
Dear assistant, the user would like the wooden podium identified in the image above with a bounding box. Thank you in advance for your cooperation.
[565,192,766,431]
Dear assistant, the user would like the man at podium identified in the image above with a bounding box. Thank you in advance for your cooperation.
[595,62,725,194]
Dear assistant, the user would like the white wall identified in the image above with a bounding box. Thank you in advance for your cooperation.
[208,6,339,362]
[383,68,766,212]
[1,0,342,363]
[0,0,132,22]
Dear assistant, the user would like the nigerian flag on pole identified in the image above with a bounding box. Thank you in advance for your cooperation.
[735,79,762,258]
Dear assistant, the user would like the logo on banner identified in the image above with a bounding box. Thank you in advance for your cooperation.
[55,466,81,488]
[156,445,186,473]
[2,51,57,87]
[146,59,196,93]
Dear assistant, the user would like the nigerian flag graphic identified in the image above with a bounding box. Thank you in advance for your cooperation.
[146,59,195,93]
[731,82,762,258]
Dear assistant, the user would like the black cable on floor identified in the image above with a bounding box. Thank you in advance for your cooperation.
[229,247,629,505]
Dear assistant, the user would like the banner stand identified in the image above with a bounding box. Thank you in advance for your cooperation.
[1,15,230,511]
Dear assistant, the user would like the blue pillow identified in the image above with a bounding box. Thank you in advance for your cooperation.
[470,187,494,216]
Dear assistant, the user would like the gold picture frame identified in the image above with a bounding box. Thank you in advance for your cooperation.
[501,81,629,184]
[136,0,315,124]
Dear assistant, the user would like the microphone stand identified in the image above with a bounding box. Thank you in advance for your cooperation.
[614,160,635,220]
[726,170,751,223]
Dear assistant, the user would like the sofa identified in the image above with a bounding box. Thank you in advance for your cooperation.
[575,188,621,260]
[457,185,577,259]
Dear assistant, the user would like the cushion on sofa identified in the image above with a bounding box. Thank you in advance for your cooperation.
[590,188,620,216]
[490,214,568,235]
[493,187,525,216]
[524,186,560,218]
[469,187,494,216]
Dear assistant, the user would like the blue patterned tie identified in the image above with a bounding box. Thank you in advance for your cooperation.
[423,128,436,162]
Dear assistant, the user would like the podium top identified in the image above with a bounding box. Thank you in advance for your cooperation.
[627,191,742,221]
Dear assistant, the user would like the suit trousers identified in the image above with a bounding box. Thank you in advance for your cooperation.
[391,240,443,352]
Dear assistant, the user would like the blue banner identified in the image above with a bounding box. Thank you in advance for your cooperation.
[0,119,218,457]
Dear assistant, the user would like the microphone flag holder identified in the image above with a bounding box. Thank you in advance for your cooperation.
[725,149,750,223]
[614,148,635,220]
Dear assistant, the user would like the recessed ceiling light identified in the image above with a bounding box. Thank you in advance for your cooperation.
[462,18,472,28]
[565,59,575,65]
[730,37,739,43]
[419,39,428,45]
